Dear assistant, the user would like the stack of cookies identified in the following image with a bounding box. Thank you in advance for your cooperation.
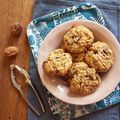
[43,25,113,96]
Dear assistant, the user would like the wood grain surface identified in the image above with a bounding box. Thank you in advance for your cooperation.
[0,0,34,120]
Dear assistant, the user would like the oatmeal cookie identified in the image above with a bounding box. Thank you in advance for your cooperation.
[70,67,101,95]
[43,49,72,76]
[63,25,94,53]
[85,41,113,72]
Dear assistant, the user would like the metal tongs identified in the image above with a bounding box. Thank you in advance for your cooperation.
[10,64,45,116]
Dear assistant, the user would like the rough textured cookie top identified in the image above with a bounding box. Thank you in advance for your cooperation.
[67,62,88,83]
[67,62,88,78]
[63,25,94,53]
[70,67,101,95]
[43,49,72,76]
[85,41,113,72]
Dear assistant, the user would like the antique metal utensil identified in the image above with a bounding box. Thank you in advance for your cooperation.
[10,64,45,116]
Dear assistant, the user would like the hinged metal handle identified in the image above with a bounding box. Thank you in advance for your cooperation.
[10,64,45,116]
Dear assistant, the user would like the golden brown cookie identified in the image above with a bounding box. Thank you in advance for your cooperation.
[43,49,72,76]
[63,25,94,53]
[70,67,101,95]
[85,41,113,72]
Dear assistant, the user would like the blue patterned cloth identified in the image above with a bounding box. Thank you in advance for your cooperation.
[27,1,120,120]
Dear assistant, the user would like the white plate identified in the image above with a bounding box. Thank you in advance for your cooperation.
[38,20,120,105]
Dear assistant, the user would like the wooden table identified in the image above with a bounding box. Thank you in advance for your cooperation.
[0,0,34,120]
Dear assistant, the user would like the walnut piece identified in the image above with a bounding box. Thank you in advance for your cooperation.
[11,23,22,36]
[4,46,19,57]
